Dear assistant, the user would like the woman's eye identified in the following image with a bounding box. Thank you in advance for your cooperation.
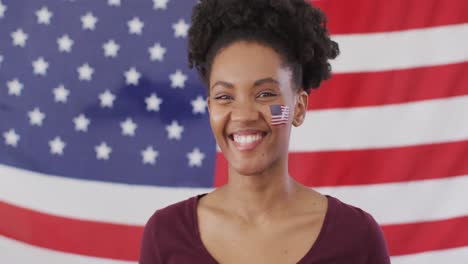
[257,92,277,98]
[214,94,233,100]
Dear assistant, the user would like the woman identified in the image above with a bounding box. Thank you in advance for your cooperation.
[140,0,391,263]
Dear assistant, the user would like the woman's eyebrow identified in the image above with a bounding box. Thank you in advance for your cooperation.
[253,77,279,86]
[211,77,279,90]
[211,80,234,90]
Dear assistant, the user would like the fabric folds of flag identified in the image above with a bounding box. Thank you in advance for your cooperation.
[1,0,468,263]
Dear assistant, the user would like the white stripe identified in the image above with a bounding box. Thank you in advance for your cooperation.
[331,23,468,73]
[291,95,468,151]
[0,164,210,225]
[316,174,468,225]
[1,164,467,225]
[0,236,136,264]
[391,246,468,264]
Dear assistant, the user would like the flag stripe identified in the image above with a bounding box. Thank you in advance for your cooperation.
[317,175,468,225]
[215,139,468,186]
[0,201,142,261]
[2,164,467,226]
[0,236,135,264]
[330,23,468,73]
[2,200,467,260]
[391,246,468,264]
[309,62,468,109]
[383,216,468,256]
[312,0,468,34]
[0,164,209,225]
[293,95,468,152]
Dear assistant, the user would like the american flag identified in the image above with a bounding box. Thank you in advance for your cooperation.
[270,104,290,126]
[0,0,467,263]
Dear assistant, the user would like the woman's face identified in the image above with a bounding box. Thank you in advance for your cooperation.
[208,41,308,176]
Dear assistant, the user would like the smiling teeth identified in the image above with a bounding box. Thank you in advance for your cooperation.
[233,133,262,144]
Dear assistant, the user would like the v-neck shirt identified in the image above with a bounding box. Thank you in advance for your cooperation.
[139,193,390,263]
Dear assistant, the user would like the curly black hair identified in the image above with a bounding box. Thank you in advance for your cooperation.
[187,0,339,94]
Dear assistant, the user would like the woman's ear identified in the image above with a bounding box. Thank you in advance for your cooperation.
[292,89,308,127]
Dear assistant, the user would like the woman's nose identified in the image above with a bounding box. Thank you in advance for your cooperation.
[230,99,260,123]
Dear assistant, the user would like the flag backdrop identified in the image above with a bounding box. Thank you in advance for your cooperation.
[1,0,467,263]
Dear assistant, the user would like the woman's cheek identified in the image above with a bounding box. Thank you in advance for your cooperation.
[209,106,229,138]
[209,106,227,123]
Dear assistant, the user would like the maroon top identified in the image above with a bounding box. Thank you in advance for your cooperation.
[139,193,390,263]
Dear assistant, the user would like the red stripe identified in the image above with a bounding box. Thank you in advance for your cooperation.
[308,62,468,110]
[2,201,467,259]
[214,153,228,187]
[0,201,142,261]
[310,0,468,34]
[383,216,468,256]
[214,139,468,187]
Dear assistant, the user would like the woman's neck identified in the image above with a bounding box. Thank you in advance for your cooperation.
[220,163,304,225]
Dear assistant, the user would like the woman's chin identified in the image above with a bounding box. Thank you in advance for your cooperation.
[230,161,268,177]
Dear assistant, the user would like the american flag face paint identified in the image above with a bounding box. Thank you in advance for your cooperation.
[270,104,290,126]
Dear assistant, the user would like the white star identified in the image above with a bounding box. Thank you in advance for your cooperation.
[145,93,163,112]
[32,57,49,76]
[3,129,20,147]
[99,90,116,108]
[73,114,90,132]
[141,146,159,165]
[191,95,207,114]
[148,42,166,61]
[53,84,70,103]
[102,39,119,58]
[49,136,66,156]
[153,0,170,10]
[166,120,183,140]
[120,117,137,137]
[81,12,98,30]
[28,107,46,126]
[187,147,205,167]
[0,1,7,18]
[108,0,121,6]
[11,28,28,47]
[169,69,187,88]
[95,142,112,160]
[7,78,24,96]
[128,17,144,35]
[124,67,141,86]
[36,6,53,25]
[57,34,73,53]
[77,63,94,81]
[172,19,189,38]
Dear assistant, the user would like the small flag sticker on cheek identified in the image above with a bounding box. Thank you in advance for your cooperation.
[270,104,290,126]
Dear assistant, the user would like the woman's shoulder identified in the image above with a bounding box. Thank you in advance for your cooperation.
[328,195,372,219]
[144,194,202,228]
[140,194,210,263]
[325,195,390,260]
[327,195,381,233]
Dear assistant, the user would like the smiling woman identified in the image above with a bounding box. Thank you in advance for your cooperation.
[139,0,390,263]
[208,42,301,176]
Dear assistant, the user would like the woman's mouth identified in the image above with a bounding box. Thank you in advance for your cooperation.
[228,131,266,151]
